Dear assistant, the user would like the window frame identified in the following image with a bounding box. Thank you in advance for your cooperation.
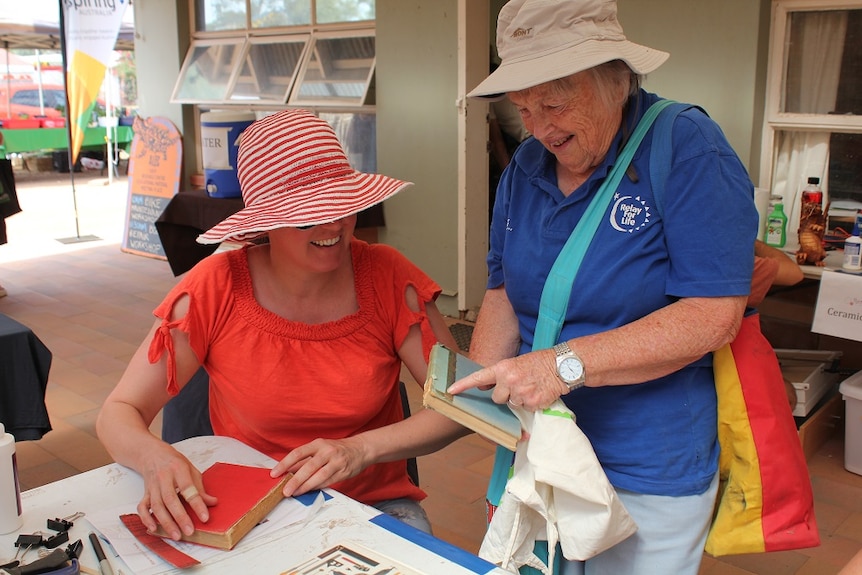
[175,1,376,108]
[288,29,376,108]
[759,0,862,190]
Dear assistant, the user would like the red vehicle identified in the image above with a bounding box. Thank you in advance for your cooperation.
[0,83,67,120]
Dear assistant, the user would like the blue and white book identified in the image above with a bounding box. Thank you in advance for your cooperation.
[422,343,521,451]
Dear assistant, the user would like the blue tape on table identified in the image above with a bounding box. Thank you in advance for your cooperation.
[293,490,332,506]
[370,512,498,574]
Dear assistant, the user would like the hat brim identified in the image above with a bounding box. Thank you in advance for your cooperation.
[467,39,669,100]
[196,173,412,245]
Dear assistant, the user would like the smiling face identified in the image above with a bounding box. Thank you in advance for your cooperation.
[508,64,630,185]
[267,215,358,274]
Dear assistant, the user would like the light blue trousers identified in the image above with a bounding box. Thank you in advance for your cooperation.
[561,473,719,575]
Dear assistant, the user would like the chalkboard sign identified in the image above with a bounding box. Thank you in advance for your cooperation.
[122,116,183,259]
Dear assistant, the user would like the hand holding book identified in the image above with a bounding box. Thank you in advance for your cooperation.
[150,462,289,550]
[422,344,522,450]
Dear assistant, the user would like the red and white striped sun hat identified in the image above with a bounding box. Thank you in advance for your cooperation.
[197,109,412,245]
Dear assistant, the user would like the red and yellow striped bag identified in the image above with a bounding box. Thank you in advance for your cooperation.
[706,312,820,556]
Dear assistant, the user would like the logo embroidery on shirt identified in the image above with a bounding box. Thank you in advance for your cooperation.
[609,192,652,233]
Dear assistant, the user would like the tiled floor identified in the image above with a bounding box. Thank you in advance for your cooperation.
[2,169,862,574]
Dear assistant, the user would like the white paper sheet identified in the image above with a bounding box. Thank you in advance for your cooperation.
[85,492,325,575]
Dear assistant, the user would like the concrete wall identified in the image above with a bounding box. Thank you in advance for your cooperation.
[618,0,769,181]
[376,0,462,315]
[132,0,193,187]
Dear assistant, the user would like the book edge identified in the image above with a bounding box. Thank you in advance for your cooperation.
[424,387,519,451]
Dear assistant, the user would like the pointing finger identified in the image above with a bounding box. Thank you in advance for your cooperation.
[447,366,497,394]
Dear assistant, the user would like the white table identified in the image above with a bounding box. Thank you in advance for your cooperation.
[780,247,845,280]
[1,436,506,575]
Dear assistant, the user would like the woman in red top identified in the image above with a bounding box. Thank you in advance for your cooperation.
[97,110,468,541]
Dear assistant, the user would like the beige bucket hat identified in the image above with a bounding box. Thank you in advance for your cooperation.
[468,0,669,99]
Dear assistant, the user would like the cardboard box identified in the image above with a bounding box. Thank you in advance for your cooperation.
[776,349,843,417]
[839,370,862,476]
[797,393,843,461]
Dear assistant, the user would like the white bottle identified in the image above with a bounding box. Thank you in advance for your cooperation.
[844,214,862,271]
[0,422,23,534]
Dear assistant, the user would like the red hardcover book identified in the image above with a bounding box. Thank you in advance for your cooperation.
[152,462,288,550]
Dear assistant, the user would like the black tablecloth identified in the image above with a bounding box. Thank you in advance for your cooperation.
[154,189,386,277]
[0,314,52,441]
[1,159,22,245]
[154,189,243,276]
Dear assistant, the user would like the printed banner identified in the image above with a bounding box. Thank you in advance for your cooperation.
[62,0,128,163]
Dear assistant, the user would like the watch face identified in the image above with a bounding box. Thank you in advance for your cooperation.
[559,357,583,383]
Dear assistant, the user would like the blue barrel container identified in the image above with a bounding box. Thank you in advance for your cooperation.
[200,111,255,198]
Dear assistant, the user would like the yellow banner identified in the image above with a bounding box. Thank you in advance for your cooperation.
[62,0,128,163]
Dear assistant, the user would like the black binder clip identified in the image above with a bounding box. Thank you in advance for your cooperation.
[46,518,73,532]
[10,533,43,564]
[47,512,84,533]
[65,538,84,560]
[13,533,43,548]
[44,530,70,549]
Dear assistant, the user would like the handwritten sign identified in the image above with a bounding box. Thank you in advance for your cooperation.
[122,116,182,259]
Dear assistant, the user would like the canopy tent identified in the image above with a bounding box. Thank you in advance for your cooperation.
[1,1,134,244]
[0,20,134,51]
[1,1,135,116]
[1,0,135,120]
[0,5,134,51]
[0,48,32,79]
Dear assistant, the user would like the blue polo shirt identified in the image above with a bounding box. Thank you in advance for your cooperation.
[488,90,758,496]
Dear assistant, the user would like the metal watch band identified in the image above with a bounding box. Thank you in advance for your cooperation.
[554,341,573,357]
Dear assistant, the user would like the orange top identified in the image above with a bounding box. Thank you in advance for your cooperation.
[149,240,441,504]
[748,255,780,308]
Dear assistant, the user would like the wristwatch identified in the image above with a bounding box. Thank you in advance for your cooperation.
[553,341,586,392]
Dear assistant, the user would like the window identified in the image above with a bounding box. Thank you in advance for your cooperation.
[195,0,374,31]
[178,2,379,177]
[172,36,310,104]
[175,1,376,107]
[760,0,862,241]
[289,32,375,107]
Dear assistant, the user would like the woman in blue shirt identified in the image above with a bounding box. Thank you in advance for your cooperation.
[449,0,758,573]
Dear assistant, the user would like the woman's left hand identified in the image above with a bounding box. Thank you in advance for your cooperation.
[270,437,369,497]
[447,349,567,411]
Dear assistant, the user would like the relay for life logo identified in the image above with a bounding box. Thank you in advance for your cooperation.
[609,192,653,233]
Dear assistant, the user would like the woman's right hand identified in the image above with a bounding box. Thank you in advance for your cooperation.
[135,444,218,540]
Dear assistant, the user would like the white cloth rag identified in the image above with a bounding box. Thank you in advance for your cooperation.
[479,400,638,574]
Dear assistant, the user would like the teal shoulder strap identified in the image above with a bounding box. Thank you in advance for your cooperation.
[532,99,677,351]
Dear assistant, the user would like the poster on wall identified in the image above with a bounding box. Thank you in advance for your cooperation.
[122,116,182,260]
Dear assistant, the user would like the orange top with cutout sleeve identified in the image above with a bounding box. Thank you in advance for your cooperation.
[148,240,440,504]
